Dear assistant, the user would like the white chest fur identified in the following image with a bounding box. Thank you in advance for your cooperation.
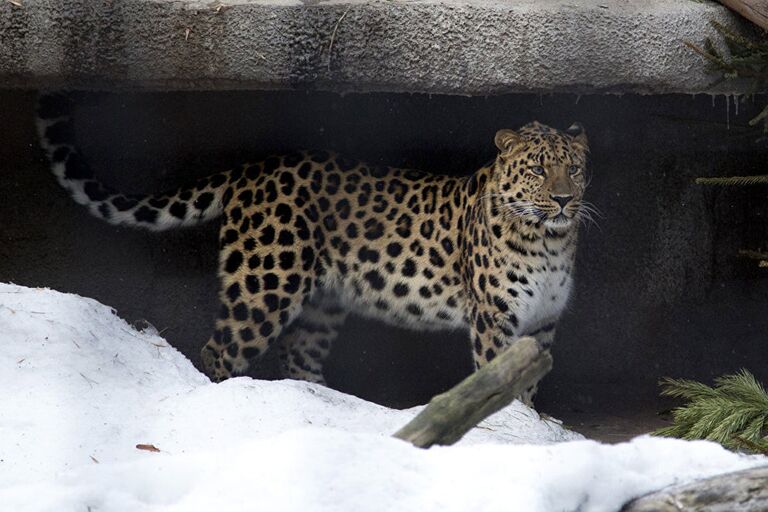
[516,266,573,335]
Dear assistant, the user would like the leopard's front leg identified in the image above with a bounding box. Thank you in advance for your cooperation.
[469,309,547,407]
[469,308,520,370]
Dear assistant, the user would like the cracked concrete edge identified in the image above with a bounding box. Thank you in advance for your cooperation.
[0,0,760,95]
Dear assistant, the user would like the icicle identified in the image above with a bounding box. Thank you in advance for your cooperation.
[734,94,739,117]
[726,93,730,130]
[712,94,716,108]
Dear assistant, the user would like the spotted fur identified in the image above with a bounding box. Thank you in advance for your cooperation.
[37,94,591,399]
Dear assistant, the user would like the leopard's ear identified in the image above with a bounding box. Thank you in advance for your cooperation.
[566,122,588,149]
[494,129,521,153]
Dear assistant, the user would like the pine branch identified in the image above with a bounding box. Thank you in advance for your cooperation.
[748,103,768,126]
[684,40,742,76]
[695,175,768,185]
[686,20,768,131]
[710,20,765,54]
[717,370,768,402]
[655,370,768,453]
[659,376,720,401]
[733,435,768,455]
[739,250,768,260]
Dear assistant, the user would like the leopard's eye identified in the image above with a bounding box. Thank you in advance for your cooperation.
[568,165,581,176]
[529,166,546,176]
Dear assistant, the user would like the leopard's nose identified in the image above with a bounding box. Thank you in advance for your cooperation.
[550,194,573,208]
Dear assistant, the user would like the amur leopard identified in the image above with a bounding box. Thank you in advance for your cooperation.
[36,94,591,398]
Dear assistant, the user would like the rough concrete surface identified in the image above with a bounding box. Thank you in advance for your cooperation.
[0,0,760,94]
[1,89,767,414]
[623,466,768,511]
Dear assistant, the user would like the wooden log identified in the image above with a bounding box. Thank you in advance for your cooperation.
[393,337,552,449]
[717,0,768,31]
[621,466,768,511]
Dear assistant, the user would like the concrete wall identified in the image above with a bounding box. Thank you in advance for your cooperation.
[1,89,767,413]
[0,0,758,95]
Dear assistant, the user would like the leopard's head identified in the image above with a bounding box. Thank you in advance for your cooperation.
[492,121,590,230]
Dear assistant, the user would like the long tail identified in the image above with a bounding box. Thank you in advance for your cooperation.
[36,93,228,232]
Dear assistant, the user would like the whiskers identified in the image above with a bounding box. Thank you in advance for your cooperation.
[573,200,602,230]
[481,193,541,220]
[505,201,540,217]
[500,200,545,221]
[480,198,548,239]
[482,192,602,231]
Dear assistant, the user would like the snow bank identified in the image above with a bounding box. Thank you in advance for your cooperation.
[0,283,764,512]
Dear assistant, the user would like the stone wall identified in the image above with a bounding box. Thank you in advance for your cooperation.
[0,0,759,95]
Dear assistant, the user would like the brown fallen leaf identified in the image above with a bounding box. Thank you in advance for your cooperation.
[90,455,100,464]
[7,0,23,7]
[136,444,161,453]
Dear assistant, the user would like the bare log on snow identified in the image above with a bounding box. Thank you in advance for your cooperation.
[718,0,768,30]
[393,336,552,449]
[621,466,768,511]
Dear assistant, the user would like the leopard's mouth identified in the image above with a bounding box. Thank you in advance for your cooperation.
[544,212,573,228]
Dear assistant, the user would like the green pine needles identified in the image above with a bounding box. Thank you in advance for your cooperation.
[655,370,768,454]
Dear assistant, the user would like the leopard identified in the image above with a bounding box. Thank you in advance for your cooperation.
[36,93,591,399]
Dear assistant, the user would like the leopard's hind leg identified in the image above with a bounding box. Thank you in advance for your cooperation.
[201,272,310,382]
[278,294,348,385]
[201,187,316,381]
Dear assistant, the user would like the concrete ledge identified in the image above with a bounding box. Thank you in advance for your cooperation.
[0,0,757,94]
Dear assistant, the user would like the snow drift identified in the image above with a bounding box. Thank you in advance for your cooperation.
[0,283,763,512]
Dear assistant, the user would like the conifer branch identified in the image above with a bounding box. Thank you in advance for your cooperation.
[686,20,768,130]
[655,370,768,454]
[695,175,768,185]
[748,103,768,126]
[739,249,768,260]
[733,435,768,455]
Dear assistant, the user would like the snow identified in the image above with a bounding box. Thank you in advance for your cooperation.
[0,283,764,512]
